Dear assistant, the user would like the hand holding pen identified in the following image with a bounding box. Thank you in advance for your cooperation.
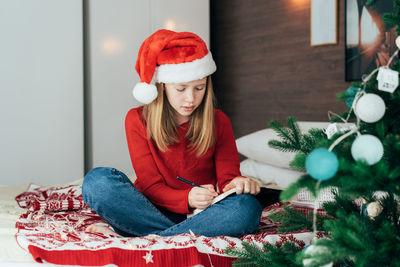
[178,176,218,209]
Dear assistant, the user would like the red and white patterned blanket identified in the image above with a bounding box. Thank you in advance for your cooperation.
[15,184,316,267]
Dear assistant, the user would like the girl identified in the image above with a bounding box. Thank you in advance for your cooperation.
[82,29,262,237]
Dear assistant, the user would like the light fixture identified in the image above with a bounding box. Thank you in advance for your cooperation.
[101,36,123,55]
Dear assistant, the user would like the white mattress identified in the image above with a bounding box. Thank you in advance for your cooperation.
[0,183,115,267]
[0,185,35,264]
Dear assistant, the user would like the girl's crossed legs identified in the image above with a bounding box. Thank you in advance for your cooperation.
[82,167,262,237]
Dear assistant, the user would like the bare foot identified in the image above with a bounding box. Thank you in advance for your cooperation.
[85,224,121,237]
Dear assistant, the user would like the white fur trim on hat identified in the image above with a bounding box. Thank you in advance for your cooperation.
[154,52,216,83]
[132,82,158,104]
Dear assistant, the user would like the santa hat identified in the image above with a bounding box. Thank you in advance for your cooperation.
[133,29,217,104]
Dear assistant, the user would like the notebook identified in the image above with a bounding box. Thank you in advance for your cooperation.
[188,188,237,218]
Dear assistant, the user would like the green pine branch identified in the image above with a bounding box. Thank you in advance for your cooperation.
[317,210,400,266]
[225,241,303,267]
[289,152,307,172]
[322,192,360,219]
[268,205,327,233]
[268,117,326,155]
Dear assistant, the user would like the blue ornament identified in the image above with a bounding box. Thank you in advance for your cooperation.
[302,245,310,252]
[306,148,339,181]
[345,86,359,107]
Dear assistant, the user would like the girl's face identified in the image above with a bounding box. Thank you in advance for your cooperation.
[164,77,207,124]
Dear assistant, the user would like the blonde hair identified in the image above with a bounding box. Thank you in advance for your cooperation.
[143,76,216,157]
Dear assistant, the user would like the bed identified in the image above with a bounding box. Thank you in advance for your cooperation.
[0,179,322,267]
[0,184,100,267]
[0,124,331,267]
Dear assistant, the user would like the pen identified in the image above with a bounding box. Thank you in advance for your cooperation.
[177,176,203,188]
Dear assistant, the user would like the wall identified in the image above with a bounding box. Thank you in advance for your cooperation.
[0,0,209,185]
[0,0,84,185]
[87,0,210,177]
[210,0,350,138]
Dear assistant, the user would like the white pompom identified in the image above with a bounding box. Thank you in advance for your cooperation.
[132,82,158,104]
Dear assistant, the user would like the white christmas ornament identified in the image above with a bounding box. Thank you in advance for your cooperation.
[303,245,333,267]
[366,201,383,218]
[396,36,400,49]
[377,67,399,93]
[351,134,384,165]
[355,94,386,123]
[325,123,357,139]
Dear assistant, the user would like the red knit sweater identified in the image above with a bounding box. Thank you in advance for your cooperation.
[125,107,241,214]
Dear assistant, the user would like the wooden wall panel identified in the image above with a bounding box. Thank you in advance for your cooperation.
[210,0,349,138]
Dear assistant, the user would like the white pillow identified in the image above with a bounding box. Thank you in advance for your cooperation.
[236,121,331,169]
[240,159,304,188]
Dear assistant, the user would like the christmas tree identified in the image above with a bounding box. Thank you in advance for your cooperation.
[226,1,400,266]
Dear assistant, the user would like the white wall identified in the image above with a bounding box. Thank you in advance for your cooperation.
[0,0,209,185]
[0,0,84,185]
[86,0,149,177]
[151,0,210,46]
[88,0,210,177]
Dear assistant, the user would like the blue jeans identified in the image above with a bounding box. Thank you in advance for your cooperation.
[82,167,262,237]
